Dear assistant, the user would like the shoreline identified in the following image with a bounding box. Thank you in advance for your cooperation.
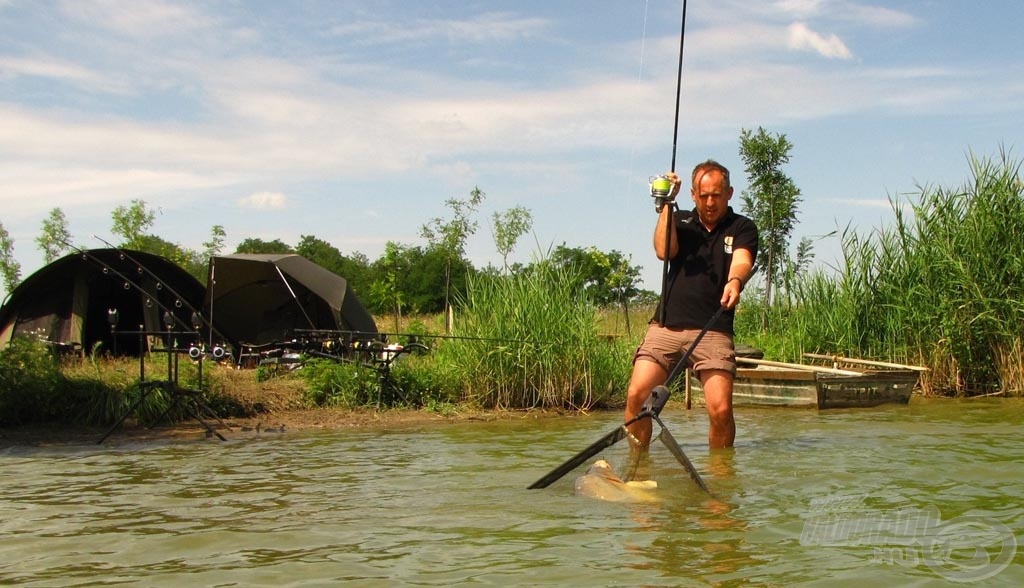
[0,405,578,448]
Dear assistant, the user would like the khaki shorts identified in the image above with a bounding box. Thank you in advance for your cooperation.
[633,324,736,375]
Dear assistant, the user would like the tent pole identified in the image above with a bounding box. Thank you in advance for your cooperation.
[208,261,215,350]
[274,266,317,330]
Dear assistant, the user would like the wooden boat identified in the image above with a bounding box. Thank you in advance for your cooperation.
[687,354,926,409]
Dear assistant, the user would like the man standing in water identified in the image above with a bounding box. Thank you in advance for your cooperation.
[625,160,758,456]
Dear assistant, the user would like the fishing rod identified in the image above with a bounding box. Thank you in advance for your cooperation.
[652,0,689,326]
[90,235,229,345]
[61,240,228,362]
[250,328,558,368]
[294,328,545,346]
[60,239,195,332]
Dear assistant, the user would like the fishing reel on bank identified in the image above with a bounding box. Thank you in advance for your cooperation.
[187,342,229,362]
[650,175,675,212]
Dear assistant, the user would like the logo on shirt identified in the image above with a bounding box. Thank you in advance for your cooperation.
[724,236,734,254]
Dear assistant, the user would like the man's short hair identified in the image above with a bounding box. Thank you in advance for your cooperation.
[691,159,731,189]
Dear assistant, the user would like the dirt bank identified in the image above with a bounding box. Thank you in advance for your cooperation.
[0,405,574,447]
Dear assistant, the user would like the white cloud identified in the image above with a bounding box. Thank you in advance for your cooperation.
[0,55,135,95]
[0,162,218,217]
[773,0,826,19]
[844,4,919,28]
[0,0,1015,278]
[237,191,288,210]
[770,0,917,28]
[329,12,549,45]
[59,0,209,37]
[787,22,853,59]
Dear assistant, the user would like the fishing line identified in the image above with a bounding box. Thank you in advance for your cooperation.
[658,0,688,326]
[623,0,652,201]
[669,0,688,173]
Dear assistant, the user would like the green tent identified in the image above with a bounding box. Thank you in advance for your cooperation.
[205,254,377,349]
[0,249,205,356]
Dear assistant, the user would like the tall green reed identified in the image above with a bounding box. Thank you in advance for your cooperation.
[429,260,633,410]
[745,150,1023,395]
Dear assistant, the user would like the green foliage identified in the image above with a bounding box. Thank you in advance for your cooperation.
[430,258,632,410]
[368,241,410,323]
[549,244,642,307]
[386,358,460,407]
[366,242,468,316]
[111,199,157,249]
[548,244,644,334]
[420,187,485,318]
[235,237,294,254]
[744,150,1024,396]
[421,187,485,260]
[0,339,247,426]
[203,225,227,259]
[299,354,458,409]
[0,220,21,295]
[0,337,67,425]
[37,208,72,264]
[492,205,533,272]
[300,359,374,407]
[739,127,803,309]
[296,235,371,299]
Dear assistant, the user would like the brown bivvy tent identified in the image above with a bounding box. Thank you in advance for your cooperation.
[204,254,377,351]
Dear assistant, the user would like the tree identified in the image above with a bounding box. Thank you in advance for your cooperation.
[37,208,71,263]
[549,245,643,331]
[107,200,209,280]
[295,235,371,298]
[111,199,157,249]
[602,250,643,335]
[296,235,344,273]
[368,241,410,330]
[234,238,294,254]
[738,127,802,309]
[0,221,21,296]
[492,206,533,272]
[203,225,227,259]
[420,187,485,331]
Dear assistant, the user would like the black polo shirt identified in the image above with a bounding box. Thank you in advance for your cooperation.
[653,206,759,335]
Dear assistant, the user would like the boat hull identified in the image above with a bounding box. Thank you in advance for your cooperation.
[691,367,918,409]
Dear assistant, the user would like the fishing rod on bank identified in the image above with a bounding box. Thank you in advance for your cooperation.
[294,328,543,347]
[650,0,689,326]
[89,235,230,346]
[61,238,192,332]
[60,238,227,359]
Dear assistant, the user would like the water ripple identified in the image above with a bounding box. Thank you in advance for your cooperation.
[2,400,1023,586]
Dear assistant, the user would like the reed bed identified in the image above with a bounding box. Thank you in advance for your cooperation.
[429,261,632,410]
[741,151,1024,396]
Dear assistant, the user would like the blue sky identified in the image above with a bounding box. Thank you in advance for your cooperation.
[1,0,1022,300]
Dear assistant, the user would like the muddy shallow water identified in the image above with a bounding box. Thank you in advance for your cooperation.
[2,398,1022,586]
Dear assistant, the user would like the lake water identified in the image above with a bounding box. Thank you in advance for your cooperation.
[2,398,1022,586]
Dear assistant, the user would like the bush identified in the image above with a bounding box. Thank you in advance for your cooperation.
[0,337,68,425]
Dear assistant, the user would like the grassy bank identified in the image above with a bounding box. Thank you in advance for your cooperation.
[3,153,1021,428]
[1,260,638,428]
